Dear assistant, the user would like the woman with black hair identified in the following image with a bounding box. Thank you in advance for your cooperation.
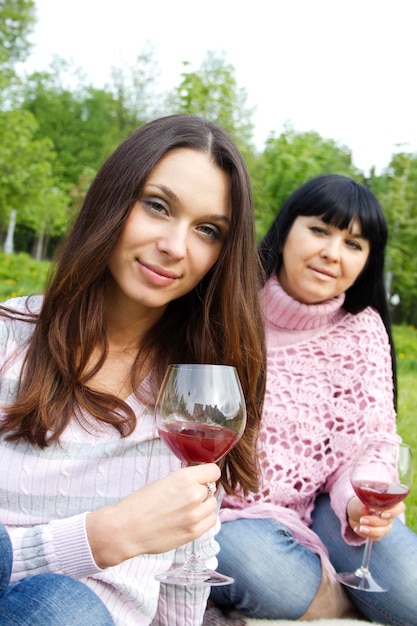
[211,175,417,625]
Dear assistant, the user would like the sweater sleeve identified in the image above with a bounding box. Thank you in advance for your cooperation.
[325,308,398,544]
[6,513,102,582]
[0,301,102,581]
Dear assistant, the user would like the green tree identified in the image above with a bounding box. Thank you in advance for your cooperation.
[22,59,123,186]
[0,0,35,96]
[376,152,417,324]
[257,123,361,237]
[169,50,255,151]
[0,108,68,253]
[108,43,164,135]
[22,48,164,188]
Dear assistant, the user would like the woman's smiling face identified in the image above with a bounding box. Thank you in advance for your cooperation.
[107,148,232,318]
[278,215,371,304]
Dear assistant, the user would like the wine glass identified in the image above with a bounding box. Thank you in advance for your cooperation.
[154,363,246,586]
[336,439,413,592]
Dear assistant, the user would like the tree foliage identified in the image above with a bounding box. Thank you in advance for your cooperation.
[22,50,165,188]
[0,109,68,239]
[3,6,417,325]
[108,43,165,134]
[376,152,417,324]
[256,122,362,237]
[0,0,68,255]
[0,0,35,94]
[170,50,254,151]
[22,60,122,186]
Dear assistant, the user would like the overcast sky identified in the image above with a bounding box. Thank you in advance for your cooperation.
[22,0,417,175]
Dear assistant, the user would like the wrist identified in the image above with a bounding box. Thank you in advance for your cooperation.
[86,504,128,568]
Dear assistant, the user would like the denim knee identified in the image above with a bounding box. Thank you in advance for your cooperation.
[211,517,322,619]
[312,494,417,626]
[0,573,114,625]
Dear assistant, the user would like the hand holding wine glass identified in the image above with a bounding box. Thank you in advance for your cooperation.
[336,439,413,592]
[154,363,247,586]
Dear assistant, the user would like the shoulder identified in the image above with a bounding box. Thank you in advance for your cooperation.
[0,295,43,346]
[1,294,43,314]
[342,307,389,341]
[324,307,392,369]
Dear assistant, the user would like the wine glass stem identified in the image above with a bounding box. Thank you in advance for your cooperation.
[181,540,202,574]
[358,538,374,575]
[190,539,199,558]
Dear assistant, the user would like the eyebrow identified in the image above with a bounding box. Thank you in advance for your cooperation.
[316,217,366,240]
[149,183,231,225]
[350,232,367,239]
[153,184,179,203]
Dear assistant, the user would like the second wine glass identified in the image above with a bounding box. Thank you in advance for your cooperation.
[336,439,413,592]
[155,363,247,586]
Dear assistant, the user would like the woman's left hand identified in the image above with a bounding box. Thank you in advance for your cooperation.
[347,496,405,541]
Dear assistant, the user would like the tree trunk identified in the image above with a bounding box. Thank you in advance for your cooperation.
[3,209,17,254]
[35,232,44,260]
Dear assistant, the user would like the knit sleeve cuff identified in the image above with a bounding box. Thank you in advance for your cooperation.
[328,470,365,547]
[50,512,103,578]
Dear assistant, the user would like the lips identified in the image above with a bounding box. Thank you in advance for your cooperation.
[138,260,181,286]
[140,261,180,280]
[309,266,337,279]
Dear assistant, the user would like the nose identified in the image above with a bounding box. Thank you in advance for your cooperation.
[157,224,187,259]
[320,238,341,261]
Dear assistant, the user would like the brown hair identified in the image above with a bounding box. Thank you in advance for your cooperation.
[0,115,265,495]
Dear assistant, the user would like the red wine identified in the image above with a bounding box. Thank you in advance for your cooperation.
[159,421,240,464]
[352,480,410,510]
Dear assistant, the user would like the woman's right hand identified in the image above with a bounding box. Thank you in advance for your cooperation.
[347,495,405,542]
[86,463,221,568]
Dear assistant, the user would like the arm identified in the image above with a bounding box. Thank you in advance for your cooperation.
[86,464,220,568]
[7,513,98,581]
[326,309,398,544]
[6,464,220,582]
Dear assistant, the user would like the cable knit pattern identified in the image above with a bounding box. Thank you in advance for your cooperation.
[221,276,397,558]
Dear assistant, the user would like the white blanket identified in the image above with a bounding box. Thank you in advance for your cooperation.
[203,606,375,626]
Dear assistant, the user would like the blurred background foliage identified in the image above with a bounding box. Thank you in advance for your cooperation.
[2,1,417,326]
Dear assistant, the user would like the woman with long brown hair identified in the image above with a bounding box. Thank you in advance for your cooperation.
[0,114,265,625]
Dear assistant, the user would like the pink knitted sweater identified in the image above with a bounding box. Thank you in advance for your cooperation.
[221,276,397,566]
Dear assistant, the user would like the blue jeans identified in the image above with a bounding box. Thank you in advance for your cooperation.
[211,495,417,624]
[0,524,114,625]
[210,517,322,619]
[311,494,417,625]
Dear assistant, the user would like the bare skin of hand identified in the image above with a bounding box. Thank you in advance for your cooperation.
[86,463,221,568]
[347,495,406,541]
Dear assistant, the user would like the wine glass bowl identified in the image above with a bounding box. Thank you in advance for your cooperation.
[154,363,247,586]
[336,439,413,592]
[157,364,245,465]
[158,420,242,466]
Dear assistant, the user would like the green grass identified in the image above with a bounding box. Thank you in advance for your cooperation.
[393,325,417,531]
[1,252,417,530]
[0,251,50,301]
